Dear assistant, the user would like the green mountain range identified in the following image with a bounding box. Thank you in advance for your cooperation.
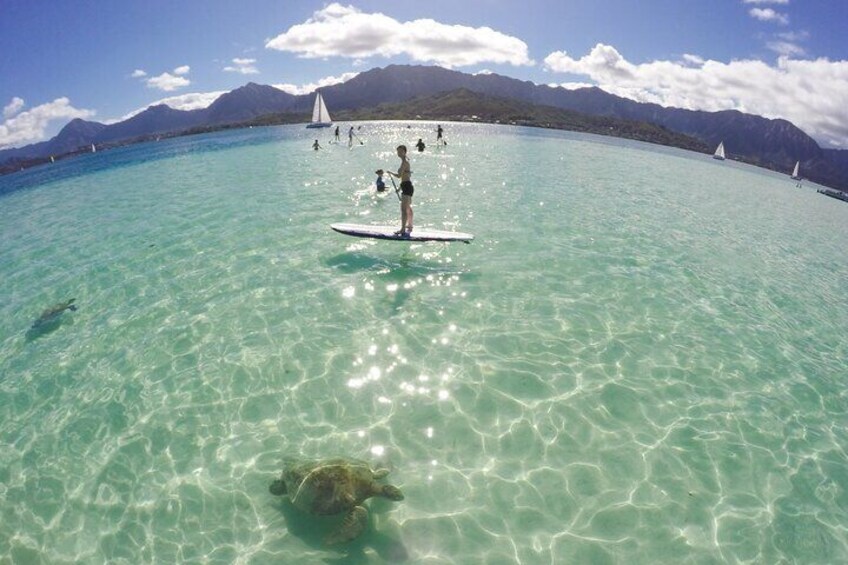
[3,64,846,192]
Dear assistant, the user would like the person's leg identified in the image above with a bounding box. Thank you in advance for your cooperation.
[403,195,413,232]
[397,198,407,235]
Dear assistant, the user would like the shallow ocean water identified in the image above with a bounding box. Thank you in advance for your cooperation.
[1,122,847,564]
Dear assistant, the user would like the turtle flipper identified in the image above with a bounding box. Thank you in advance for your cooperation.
[372,468,389,480]
[379,484,404,501]
[326,505,368,545]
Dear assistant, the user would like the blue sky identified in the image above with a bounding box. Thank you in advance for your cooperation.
[2,0,847,149]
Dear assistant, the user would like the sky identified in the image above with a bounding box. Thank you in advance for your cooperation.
[2,0,847,150]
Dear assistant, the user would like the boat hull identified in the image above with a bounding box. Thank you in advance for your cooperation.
[306,122,332,129]
[818,188,848,203]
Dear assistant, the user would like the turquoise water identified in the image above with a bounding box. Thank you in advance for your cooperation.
[1,122,847,564]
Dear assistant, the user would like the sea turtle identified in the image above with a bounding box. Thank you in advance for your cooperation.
[269,457,404,544]
[32,298,77,328]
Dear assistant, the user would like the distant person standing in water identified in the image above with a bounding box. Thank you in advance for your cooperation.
[415,138,426,152]
[387,145,413,236]
[312,139,321,151]
[348,126,354,148]
[334,125,340,142]
[436,124,445,145]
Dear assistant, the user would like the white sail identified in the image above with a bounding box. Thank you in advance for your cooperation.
[713,142,725,160]
[319,94,331,122]
[311,93,322,123]
[307,93,332,128]
[91,144,96,153]
[311,93,332,124]
[791,161,801,179]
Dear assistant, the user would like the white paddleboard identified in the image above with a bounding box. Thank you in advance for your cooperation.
[331,223,473,243]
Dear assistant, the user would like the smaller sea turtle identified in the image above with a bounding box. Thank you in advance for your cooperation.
[270,457,404,545]
[32,298,77,328]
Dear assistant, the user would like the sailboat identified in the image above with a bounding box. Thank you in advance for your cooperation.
[306,91,332,129]
[91,143,97,153]
[713,141,726,160]
[790,160,801,180]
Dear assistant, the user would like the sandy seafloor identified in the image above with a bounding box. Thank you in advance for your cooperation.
[1,122,847,564]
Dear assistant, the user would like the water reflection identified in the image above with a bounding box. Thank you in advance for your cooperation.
[325,251,471,279]
[327,251,475,318]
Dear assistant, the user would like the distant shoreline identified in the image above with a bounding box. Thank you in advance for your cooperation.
[0,115,309,176]
[0,112,705,176]
[2,114,841,197]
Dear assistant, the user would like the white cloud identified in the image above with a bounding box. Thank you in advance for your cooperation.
[153,91,227,111]
[147,72,190,92]
[682,54,705,66]
[136,65,192,91]
[474,69,494,76]
[224,58,259,75]
[749,7,789,24]
[274,71,359,95]
[766,29,807,58]
[548,82,596,90]
[147,72,190,91]
[543,43,848,148]
[0,97,95,149]
[545,44,635,80]
[776,30,809,42]
[112,90,228,123]
[767,40,805,57]
[265,3,533,68]
[4,97,25,119]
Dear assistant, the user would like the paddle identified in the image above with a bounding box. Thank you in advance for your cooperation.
[389,175,401,201]
[352,131,364,145]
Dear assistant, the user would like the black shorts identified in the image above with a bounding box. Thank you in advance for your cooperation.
[400,180,414,196]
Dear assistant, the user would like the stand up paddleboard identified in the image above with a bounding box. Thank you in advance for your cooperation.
[331,223,473,243]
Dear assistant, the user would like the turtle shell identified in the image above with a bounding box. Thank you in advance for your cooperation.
[37,299,75,322]
[283,458,379,516]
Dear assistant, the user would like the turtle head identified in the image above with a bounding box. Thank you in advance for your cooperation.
[269,478,288,496]
[379,484,404,501]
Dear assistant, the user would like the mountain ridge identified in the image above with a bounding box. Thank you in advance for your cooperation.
[2,64,845,190]
[321,88,710,153]
[204,82,298,124]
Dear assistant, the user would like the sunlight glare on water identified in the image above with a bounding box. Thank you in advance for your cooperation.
[1,122,847,563]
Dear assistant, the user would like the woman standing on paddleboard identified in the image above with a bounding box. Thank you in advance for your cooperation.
[388,145,413,236]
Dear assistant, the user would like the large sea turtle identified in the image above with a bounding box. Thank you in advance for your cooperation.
[31,298,77,328]
[269,457,404,545]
